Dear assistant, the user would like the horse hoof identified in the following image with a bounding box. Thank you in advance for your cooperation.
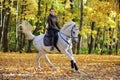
[50,66,58,70]
[77,70,88,76]
[71,69,75,72]
[38,66,43,70]
[53,67,58,70]
[76,70,81,74]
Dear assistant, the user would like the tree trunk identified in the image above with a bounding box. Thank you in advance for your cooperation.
[3,0,11,52]
[116,41,118,55]
[100,28,105,55]
[19,0,25,53]
[94,28,100,50]
[15,0,19,51]
[117,21,120,53]
[88,22,95,54]
[27,40,32,53]
[108,28,113,55]
[43,3,48,33]
[69,0,76,54]
[76,0,84,54]
[33,0,41,35]
[77,34,82,54]
[113,0,120,55]
[62,0,66,25]
[116,21,120,55]
[72,42,77,54]
[0,0,6,50]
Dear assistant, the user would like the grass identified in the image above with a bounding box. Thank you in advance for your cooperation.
[0,52,120,80]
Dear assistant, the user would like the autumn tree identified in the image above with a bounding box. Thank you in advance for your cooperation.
[76,0,84,54]
[1,0,12,52]
[0,0,119,54]
[16,0,37,52]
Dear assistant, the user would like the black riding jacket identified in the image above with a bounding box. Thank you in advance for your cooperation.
[47,14,60,30]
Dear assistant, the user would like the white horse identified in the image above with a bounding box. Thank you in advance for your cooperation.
[20,20,80,72]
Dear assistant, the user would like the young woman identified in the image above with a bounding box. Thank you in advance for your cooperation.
[47,8,60,51]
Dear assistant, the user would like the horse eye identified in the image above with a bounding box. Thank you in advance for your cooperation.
[73,31,75,34]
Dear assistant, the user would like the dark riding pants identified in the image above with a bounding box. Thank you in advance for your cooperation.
[47,28,59,46]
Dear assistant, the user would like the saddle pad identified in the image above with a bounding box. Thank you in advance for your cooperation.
[43,32,61,52]
[44,34,52,46]
[43,33,58,46]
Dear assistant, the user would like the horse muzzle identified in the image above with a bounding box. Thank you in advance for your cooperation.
[72,37,78,43]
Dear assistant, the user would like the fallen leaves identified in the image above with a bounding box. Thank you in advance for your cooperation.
[0,53,120,80]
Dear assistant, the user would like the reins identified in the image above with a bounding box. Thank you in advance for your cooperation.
[59,24,78,45]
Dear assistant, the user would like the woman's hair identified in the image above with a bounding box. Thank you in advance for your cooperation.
[49,8,54,11]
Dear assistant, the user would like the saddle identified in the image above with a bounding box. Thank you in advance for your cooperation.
[43,32,60,52]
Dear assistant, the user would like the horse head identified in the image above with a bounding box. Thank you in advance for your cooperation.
[60,21,79,43]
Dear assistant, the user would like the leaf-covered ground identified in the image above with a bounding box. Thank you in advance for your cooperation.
[0,52,120,80]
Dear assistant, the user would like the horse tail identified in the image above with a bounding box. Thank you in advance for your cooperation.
[20,20,35,40]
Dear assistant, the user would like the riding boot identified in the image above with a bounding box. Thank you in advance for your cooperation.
[50,37,54,51]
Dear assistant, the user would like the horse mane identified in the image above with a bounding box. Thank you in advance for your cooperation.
[61,21,75,31]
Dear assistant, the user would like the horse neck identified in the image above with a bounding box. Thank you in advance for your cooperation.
[60,27,71,37]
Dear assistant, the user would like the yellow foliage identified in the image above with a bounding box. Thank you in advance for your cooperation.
[116,14,120,21]
[25,14,36,21]
[84,6,93,13]
[85,0,113,23]
[0,5,2,9]
[107,17,116,28]
[91,30,97,35]
[91,30,97,39]
[110,11,117,18]
[84,0,117,29]
[89,12,99,22]
[10,7,16,15]
[84,6,93,22]
[83,0,87,4]
[64,0,72,9]
[63,12,73,22]
[79,30,87,39]
[97,21,105,28]
[0,0,3,2]
[80,26,91,39]
[33,26,36,30]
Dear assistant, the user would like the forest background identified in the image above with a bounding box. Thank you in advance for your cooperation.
[0,0,120,55]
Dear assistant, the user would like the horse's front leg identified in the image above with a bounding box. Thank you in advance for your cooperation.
[68,49,75,70]
[65,48,79,72]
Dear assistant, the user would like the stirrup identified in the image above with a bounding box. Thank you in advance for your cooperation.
[50,46,54,51]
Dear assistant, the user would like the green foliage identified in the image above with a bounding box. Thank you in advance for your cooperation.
[92,48,101,54]
[9,31,16,52]
[80,47,88,54]
[1,0,119,54]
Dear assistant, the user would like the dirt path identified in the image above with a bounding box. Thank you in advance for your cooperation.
[0,53,120,80]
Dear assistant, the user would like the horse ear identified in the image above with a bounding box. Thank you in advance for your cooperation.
[74,25,76,27]
[73,25,76,28]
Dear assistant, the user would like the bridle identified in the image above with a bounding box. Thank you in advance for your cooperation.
[71,25,78,41]
[59,24,78,45]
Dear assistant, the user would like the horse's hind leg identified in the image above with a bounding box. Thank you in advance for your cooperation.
[36,51,43,69]
[44,54,57,70]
